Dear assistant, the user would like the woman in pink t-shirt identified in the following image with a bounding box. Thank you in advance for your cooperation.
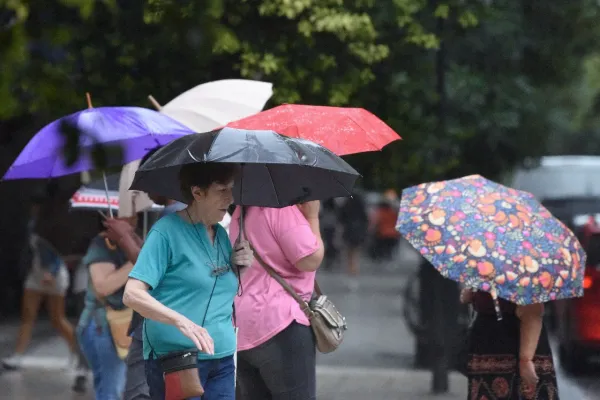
[229,201,324,400]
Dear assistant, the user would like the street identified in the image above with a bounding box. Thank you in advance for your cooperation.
[1,240,599,399]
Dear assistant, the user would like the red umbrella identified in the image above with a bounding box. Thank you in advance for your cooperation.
[227,104,400,156]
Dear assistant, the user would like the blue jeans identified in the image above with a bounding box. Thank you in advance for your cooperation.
[146,355,235,400]
[77,319,127,400]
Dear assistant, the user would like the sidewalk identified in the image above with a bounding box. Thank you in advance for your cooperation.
[317,366,466,400]
[315,252,468,399]
[0,317,61,360]
[0,364,467,400]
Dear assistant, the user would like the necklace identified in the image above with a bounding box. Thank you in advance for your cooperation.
[185,208,231,277]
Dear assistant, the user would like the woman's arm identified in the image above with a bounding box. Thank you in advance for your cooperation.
[123,278,182,325]
[117,233,142,264]
[103,219,142,264]
[123,278,215,355]
[295,216,325,272]
[516,303,544,360]
[89,261,134,298]
[131,232,144,247]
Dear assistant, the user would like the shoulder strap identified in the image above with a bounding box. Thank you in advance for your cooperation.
[251,249,313,317]
[242,222,316,318]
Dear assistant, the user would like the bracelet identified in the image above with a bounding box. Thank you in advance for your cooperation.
[519,358,532,363]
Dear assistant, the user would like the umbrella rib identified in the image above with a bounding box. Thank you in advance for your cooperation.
[330,173,352,197]
[187,149,201,162]
[203,132,220,162]
[265,165,282,207]
[344,114,380,151]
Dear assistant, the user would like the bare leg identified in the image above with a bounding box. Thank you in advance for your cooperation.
[347,246,360,276]
[14,289,44,354]
[345,246,360,291]
[46,294,77,353]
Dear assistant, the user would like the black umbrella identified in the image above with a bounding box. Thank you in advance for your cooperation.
[129,127,360,208]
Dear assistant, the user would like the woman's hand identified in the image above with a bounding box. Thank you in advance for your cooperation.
[232,240,254,267]
[519,359,539,392]
[175,316,215,355]
[103,218,134,243]
[297,200,320,220]
[459,288,474,304]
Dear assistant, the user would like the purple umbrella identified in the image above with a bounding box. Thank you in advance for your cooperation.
[2,106,193,180]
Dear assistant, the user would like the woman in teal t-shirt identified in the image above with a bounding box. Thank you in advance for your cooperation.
[124,162,254,400]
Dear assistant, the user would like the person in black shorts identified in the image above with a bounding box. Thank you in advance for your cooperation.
[338,192,368,290]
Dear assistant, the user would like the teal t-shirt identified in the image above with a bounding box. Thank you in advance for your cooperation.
[129,213,238,361]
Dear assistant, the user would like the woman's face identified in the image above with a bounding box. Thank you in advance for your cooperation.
[192,180,235,225]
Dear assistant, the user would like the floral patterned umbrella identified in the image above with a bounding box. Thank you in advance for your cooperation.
[396,174,586,319]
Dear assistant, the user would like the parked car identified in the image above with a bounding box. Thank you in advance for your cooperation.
[540,198,600,333]
[553,215,600,374]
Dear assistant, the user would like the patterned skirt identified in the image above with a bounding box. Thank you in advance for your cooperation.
[467,313,559,400]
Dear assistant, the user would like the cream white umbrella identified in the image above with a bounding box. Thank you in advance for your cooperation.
[118,159,156,218]
[148,79,273,132]
[115,79,271,234]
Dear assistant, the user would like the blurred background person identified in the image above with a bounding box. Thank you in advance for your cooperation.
[320,198,340,269]
[71,251,91,394]
[338,192,369,290]
[368,189,400,266]
[1,196,77,370]
[76,216,135,399]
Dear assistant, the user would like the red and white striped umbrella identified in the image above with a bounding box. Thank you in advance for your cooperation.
[70,173,163,213]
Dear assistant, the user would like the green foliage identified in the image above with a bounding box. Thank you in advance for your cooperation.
[351,0,600,188]
[1,0,600,190]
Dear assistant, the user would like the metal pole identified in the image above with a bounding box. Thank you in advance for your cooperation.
[416,258,434,369]
[430,0,453,393]
[143,211,148,240]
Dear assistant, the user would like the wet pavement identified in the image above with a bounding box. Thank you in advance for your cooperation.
[1,240,599,399]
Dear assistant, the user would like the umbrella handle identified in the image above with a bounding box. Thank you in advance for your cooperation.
[105,237,117,251]
[148,95,162,111]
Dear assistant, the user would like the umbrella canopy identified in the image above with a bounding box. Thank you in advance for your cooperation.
[70,188,120,212]
[3,107,193,180]
[227,104,400,156]
[156,79,273,133]
[130,127,360,208]
[70,173,163,213]
[117,159,156,218]
[396,175,586,313]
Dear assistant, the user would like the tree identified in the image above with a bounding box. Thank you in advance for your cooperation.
[544,53,600,155]
[0,0,391,117]
[1,0,600,185]
[349,0,600,189]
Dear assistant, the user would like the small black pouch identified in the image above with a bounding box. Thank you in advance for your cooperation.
[158,349,204,400]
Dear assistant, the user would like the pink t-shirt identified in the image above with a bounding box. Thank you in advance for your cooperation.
[229,206,319,351]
